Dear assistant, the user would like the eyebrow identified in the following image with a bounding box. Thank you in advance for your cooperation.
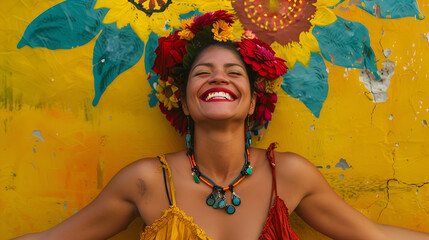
[191,62,245,72]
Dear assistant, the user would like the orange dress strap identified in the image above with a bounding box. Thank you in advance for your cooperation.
[266,142,279,200]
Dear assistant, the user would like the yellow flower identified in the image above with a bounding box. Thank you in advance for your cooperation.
[94,0,197,42]
[212,20,234,42]
[155,78,180,110]
[266,77,283,93]
[231,0,340,69]
[178,17,195,40]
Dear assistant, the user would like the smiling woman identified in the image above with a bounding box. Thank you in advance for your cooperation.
[12,9,429,240]
[183,46,255,124]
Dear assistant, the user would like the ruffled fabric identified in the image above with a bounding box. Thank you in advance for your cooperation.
[140,205,210,240]
[259,196,299,240]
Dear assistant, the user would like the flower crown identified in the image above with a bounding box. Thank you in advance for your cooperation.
[151,10,288,136]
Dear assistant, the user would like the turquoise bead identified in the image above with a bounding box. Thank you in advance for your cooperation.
[186,133,191,149]
[213,201,219,209]
[193,174,200,183]
[232,197,241,206]
[206,198,214,206]
[219,200,226,208]
[246,166,253,175]
[225,205,235,214]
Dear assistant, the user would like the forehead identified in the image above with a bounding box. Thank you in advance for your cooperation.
[192,46,244,67]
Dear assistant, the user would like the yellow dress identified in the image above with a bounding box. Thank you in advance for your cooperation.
[140,155,211,240]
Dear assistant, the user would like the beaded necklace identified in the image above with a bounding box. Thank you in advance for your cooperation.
[187,148,252,214]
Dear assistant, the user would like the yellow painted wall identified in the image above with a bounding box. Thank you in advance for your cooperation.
[1,1,429,239]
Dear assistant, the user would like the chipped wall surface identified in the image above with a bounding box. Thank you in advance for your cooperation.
[1,1,429,239]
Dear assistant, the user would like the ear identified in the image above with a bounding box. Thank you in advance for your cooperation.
[181,98,190,115]
[248,92,256,115]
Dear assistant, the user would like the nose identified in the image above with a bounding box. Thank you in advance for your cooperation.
[208,69,229,85]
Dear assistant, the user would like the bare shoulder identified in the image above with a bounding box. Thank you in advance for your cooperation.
[273,151,319,178]
[270,150,328,211]
[102,157,165,204]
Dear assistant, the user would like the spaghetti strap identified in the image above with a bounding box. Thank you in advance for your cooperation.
[158,155,176,206]
[266,143,278,199]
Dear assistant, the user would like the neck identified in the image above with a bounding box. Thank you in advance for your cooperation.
[191,123,247,186]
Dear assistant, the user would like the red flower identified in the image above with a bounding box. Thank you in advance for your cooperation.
[255,91,277,123]
[159,102,187,134]
[190,10,235,33]
[237,39,288,79]
[152,31,188,78]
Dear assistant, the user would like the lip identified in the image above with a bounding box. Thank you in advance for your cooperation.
[200,88,238,102]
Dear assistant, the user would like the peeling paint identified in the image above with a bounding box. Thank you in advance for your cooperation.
[359,49,395,103]
[32,130,45,142]
[335,158,352,170]
[423,120,428,126]
[373,3,381,18]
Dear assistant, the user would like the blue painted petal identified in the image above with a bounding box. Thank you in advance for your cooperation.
[92,24,144,106]
[145,32,161,108]
[282,53,329,118]
[313,16,380,79]
[17,0,108,49]
[357,0,425,20]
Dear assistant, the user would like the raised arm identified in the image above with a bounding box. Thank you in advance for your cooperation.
[11,158,161,240]
[276,152,429,240]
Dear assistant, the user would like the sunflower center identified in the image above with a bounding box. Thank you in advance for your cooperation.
[129,0,172,17]
[232,0,317,44]
[164,85,174,98]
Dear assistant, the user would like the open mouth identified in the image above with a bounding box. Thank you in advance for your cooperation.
[201,88,238,102]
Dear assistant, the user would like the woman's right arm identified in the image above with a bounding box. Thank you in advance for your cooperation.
[11,158,159,240]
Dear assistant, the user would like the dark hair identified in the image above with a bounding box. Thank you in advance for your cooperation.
[180,42,257,102]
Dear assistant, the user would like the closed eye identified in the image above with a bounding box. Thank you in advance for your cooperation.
[229,72,242,76]
[194,72,210,76]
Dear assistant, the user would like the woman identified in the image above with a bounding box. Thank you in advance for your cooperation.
[13,10,429,240]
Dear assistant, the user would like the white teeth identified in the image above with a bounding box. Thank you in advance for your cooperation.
[205,92,233,101]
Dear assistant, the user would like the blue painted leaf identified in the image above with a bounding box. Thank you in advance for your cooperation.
[313,16,380,79]
[282,53,329,118]
[329,0,346,9]
[92,24,144,106]
[180,9,202,19]
[17,0,108,49]
[357,0,425,20]
[145,32,161,108]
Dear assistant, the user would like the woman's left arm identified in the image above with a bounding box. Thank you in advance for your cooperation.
[276,152,429,240]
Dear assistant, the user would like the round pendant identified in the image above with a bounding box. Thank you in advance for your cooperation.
[225,204,236,214]
[232,193,241,206]
[219,199,226,208]
[206,194,215,206]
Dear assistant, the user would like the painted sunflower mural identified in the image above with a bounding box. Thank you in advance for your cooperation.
[18,0,425,119]
[4,1,429,239]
